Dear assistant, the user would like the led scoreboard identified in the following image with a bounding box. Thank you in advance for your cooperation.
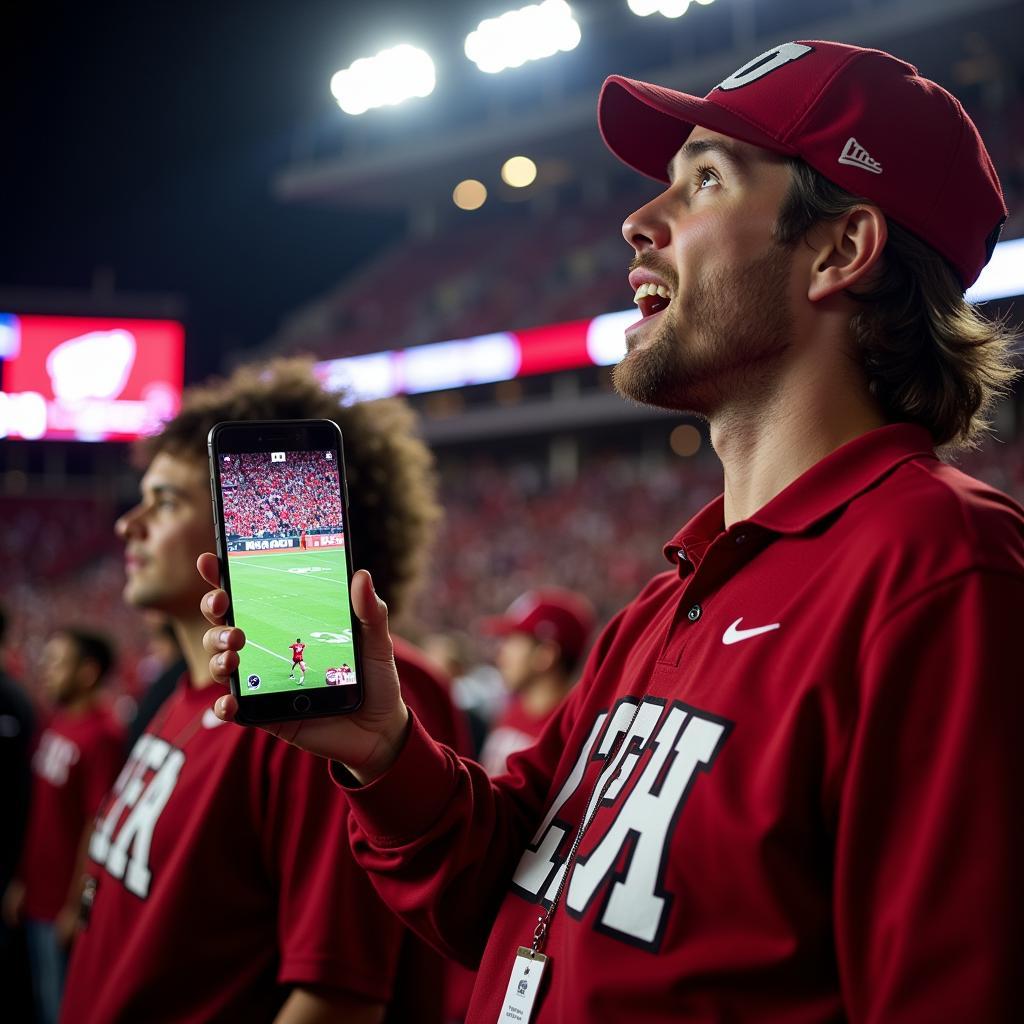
[0,313,184,441]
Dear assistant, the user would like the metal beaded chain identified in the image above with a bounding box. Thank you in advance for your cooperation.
[530,699,644,955]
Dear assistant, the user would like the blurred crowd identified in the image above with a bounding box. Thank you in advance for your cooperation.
[221,451,344,538]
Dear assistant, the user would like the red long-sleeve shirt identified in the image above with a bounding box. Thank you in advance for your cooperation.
[342,424,1024,1022]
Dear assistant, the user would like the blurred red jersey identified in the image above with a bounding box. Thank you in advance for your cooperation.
[20,705,124,921]
[288,642,305,663]
[62,644,468,1024]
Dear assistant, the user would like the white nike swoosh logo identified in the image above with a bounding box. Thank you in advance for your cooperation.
[201,707,227,729]
[722,618,781,645]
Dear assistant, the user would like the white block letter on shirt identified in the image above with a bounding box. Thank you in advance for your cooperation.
[566,706,727,947]
[103,747,185,898]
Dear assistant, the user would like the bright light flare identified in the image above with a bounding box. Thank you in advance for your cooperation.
[501,155,538,187]
[330,44,435,116]
[465,1,581,75]
[628,0,714,15]
[453,179,488,210]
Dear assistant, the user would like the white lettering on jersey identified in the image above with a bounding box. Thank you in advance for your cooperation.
[511,697,730,950]
[716,41,813,92]
[89,733,185,898]
[566,706,727,946]
[512,711,610,900]
[32,730,81,786]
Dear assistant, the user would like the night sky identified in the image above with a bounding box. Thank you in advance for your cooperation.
[6,1,499,383]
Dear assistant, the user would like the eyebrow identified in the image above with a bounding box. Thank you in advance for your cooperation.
[667,138,747,183]
[142,483,189,500]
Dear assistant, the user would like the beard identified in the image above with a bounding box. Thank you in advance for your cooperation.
[613,244,794,416]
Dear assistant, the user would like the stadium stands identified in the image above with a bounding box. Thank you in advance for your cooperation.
[220,451,343,537]
[0,496,148,702]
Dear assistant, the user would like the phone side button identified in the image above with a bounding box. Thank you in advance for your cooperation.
[293,695,311,713]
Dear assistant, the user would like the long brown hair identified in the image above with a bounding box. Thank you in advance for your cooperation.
[773,159,1019,454]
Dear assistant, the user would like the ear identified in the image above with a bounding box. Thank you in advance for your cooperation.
[806,206,888,303]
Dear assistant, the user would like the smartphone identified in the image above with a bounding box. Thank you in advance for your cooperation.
[207,419,364,723]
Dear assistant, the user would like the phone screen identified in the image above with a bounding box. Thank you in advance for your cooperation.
[216,447,359,698]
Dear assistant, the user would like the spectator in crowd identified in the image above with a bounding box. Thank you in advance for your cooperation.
[3,628,123,1024]
[421,631,502,759]
[446,588,594,1023]
[204,41,1023,1022]
[62,358,468,1024]
[479,588,595,776]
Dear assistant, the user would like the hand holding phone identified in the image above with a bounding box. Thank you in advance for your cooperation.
[208,420,367,724]
[199,556,411,782]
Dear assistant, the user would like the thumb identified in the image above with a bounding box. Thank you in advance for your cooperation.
[351,570,393,661]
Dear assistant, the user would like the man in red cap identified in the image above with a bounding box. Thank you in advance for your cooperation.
[479,589,595,777]
[203,42,1023,1022]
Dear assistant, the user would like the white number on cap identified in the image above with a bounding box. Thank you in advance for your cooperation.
[716,42,813,92]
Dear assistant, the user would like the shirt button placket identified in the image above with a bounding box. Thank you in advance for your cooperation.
[687,604,702,622]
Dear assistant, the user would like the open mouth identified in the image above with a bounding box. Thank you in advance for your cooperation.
[633,282,671,318]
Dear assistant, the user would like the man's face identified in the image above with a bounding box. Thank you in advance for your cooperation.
[41,633,85,705]
[614,127,799,415]
[115,451,215,619]
[495,632,542,693]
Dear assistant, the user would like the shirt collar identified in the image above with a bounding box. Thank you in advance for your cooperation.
[664,424,936,565]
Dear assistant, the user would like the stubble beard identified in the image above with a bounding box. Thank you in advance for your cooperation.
[612,245,795,417]
[123,570,181,617]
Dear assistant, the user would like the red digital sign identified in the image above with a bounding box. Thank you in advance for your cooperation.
[0,314,184,441]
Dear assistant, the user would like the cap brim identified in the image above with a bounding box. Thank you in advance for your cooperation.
[598,75,796,183]
[480,615,518,637]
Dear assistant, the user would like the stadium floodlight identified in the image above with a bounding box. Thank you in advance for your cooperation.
[465,0,581,75]
[453,179,488,210]
[965,236,1024,303]
[501,155,538,188]
[329,44,435,116]
[628,0,714,16]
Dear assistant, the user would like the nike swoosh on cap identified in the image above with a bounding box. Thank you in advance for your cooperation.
[722,618,781,645]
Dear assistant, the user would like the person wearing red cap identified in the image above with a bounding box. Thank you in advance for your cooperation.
[203,41,1023,1022]
[478,589,595,776]
[447,588,596,1018]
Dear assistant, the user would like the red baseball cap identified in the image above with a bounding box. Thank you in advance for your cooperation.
[598,40,1006,288]
[482,588,596,663]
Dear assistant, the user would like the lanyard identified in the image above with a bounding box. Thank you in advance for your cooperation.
[528,698,644,957]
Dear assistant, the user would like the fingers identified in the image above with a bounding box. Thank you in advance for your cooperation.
[196,552,221,588]
[203,623,245,656]
[197,553,230,626]
[200,587,230,626]
[214,693,239,722]
[205,624,245,684]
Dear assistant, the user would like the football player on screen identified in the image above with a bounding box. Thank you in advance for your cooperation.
[288,638,306,685]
